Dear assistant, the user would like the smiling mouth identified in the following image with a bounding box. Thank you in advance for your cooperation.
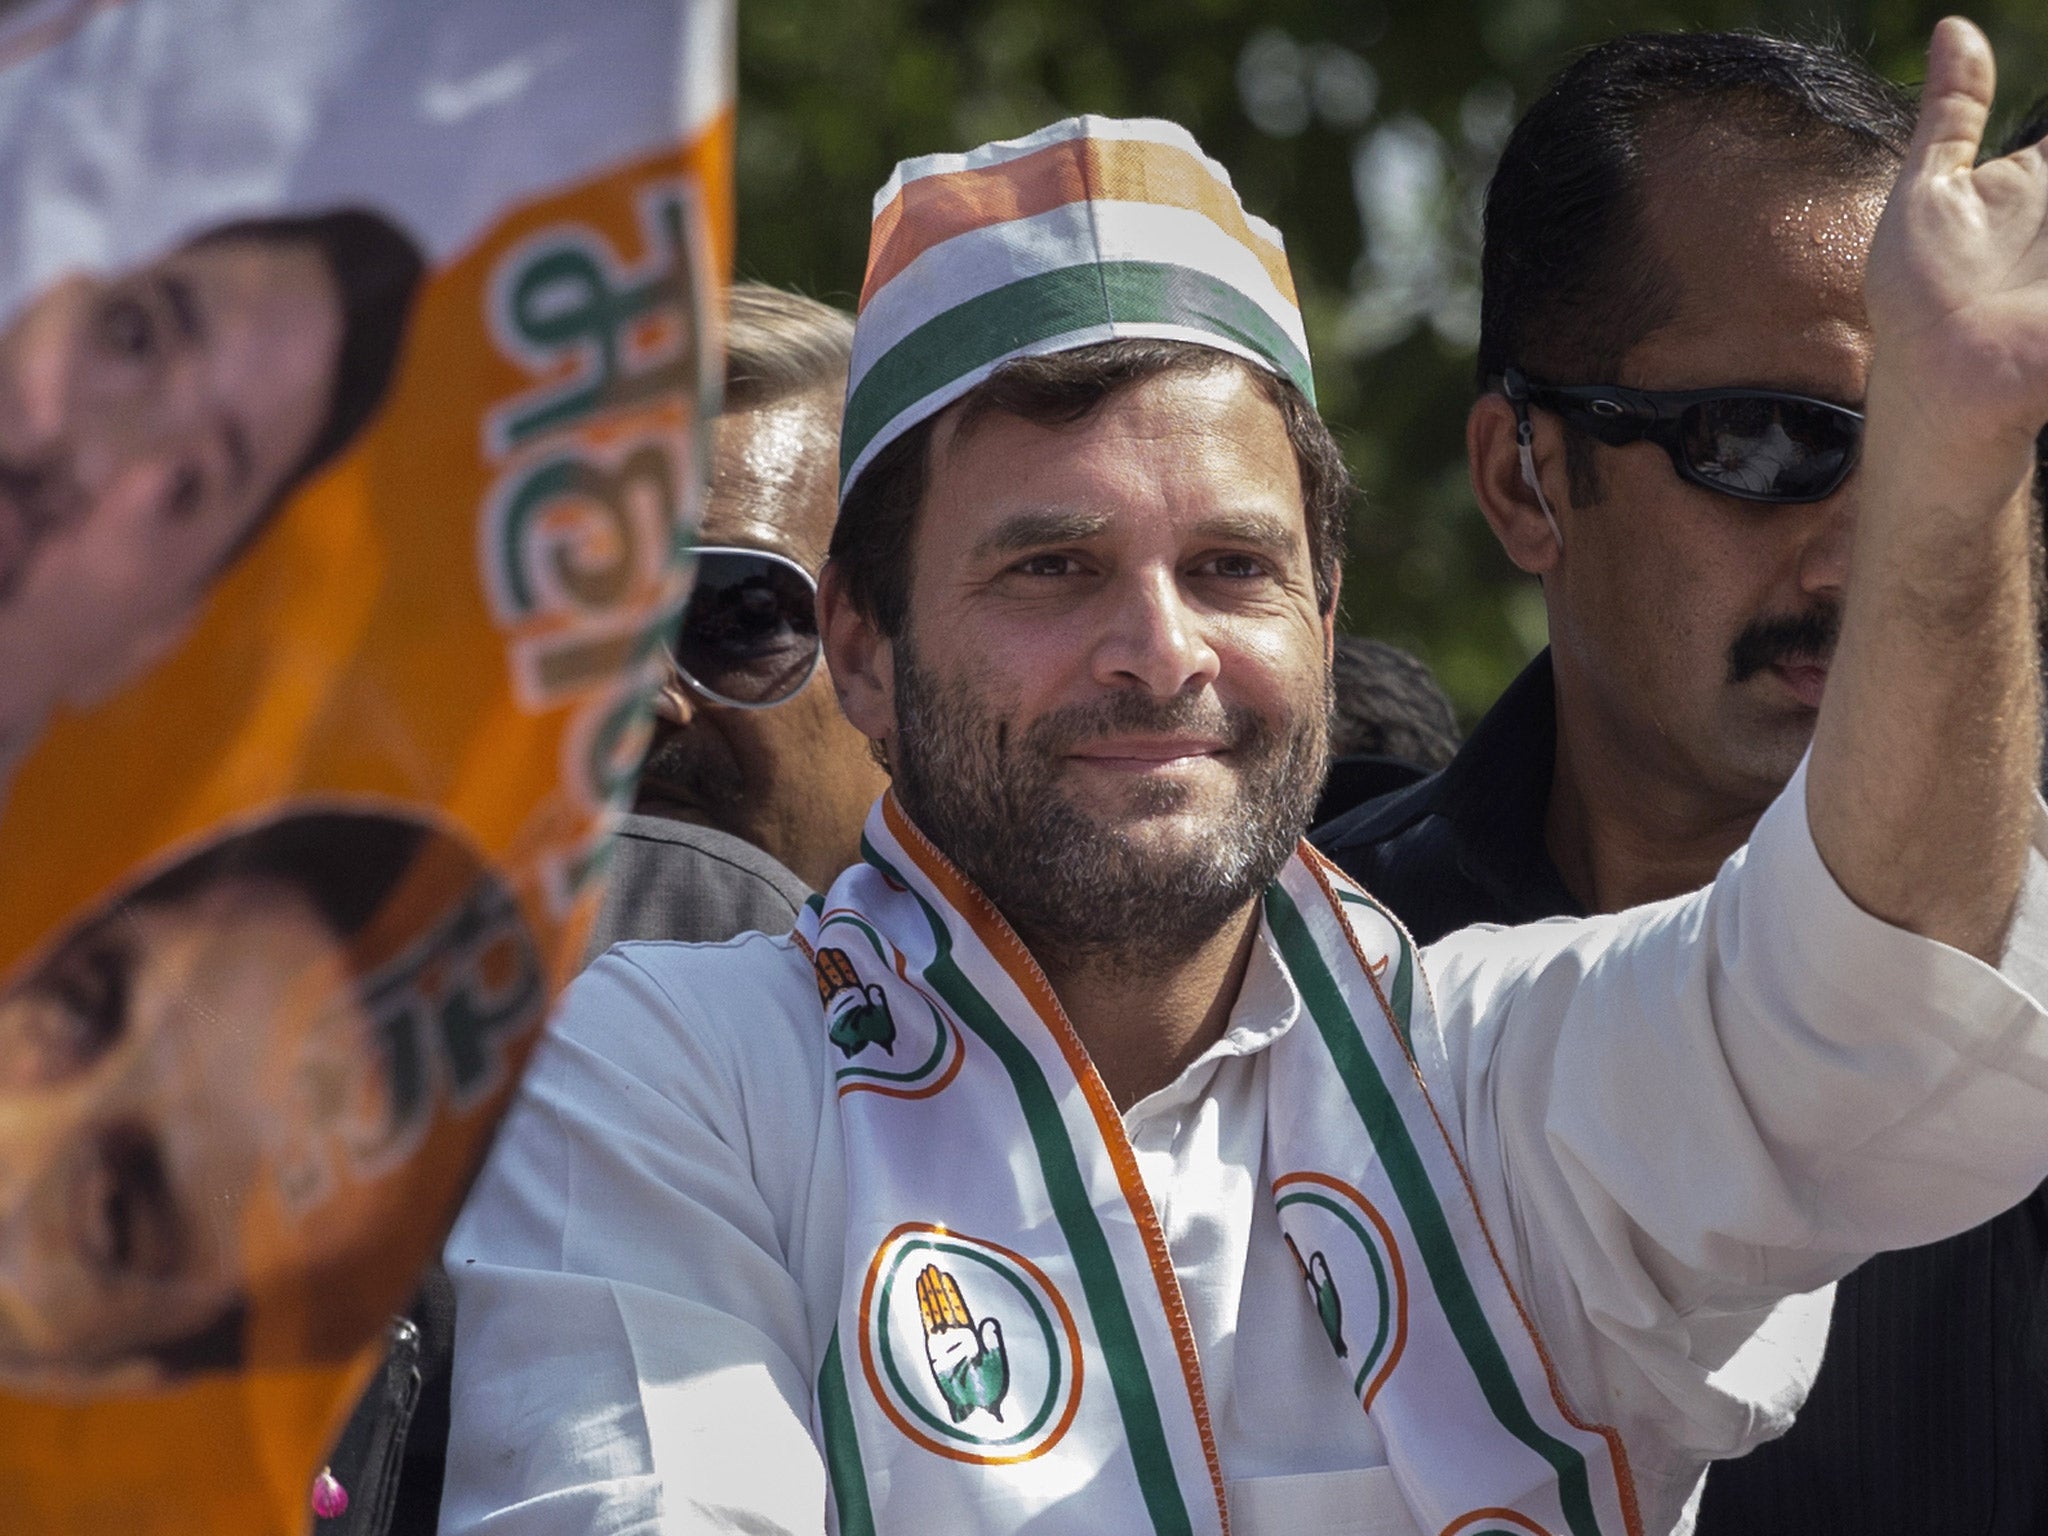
[1770,660,1830,710]
[1067,738,1230,770]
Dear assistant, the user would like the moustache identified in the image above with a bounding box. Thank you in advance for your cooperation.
[1726,602,1841,685]
[1024,689,1272,758]
[634,718,748,813]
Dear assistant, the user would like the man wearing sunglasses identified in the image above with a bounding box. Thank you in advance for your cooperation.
[588,283,889,954]
[1318,35,2048,1534]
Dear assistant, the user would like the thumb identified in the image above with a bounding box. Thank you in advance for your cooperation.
[1907,16,1995,180]
[978,1316,1003,1357]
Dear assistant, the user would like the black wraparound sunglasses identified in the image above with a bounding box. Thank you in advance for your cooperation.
[663,545,821,710]
[1501,366,1864,505]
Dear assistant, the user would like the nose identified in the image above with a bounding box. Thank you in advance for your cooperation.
[69,351,208,507]
[1090,566,1221,696]
[1796,487,1856,600]
[0,1121,50,1235]
[653,673,699,726]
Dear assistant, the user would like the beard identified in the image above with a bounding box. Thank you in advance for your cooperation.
[888,633,1331,975]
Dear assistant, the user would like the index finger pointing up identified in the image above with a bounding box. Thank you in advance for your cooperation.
[1910,16,1997,178]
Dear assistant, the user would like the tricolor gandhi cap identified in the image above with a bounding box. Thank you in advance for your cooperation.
[840,114,1315,499]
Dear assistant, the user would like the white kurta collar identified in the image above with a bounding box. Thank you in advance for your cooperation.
[1125,924,1305,1127]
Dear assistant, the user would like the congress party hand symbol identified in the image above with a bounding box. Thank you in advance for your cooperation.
[916,1264,1008,1423]
[815,946,898,1057]
[1287,1233,1347,1359]
[828,983,897,1057]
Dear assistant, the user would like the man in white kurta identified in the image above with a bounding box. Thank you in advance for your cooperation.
[442,26,2048,1536]
[444,773,2048,1534]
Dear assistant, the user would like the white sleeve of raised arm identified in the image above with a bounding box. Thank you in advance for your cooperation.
[1421,753,2048,1499]
[439,938,835,1536]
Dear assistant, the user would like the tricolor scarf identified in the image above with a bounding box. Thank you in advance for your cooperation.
[798,795,1641,1536]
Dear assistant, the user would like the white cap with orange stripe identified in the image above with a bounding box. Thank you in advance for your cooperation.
[838,115,1314,501]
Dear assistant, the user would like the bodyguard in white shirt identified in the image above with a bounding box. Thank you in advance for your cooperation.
[442,21,2048,1536]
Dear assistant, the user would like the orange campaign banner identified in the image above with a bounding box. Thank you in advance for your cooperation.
[0,0,733,1527]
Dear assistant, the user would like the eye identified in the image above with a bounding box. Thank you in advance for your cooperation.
[1010,553,1083,577]
[11,934,129,1086]
[1198,552,1270,580]
[77,1122,184,1281]
[94,295,159,361]
[689,575,812,663]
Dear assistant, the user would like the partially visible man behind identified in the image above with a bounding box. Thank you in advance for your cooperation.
[586,281,888,955]
[328,285,884,1536]
[1317,35,2048,1532]
[1312,632,1461,824]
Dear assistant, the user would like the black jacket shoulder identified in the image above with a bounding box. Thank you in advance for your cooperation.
[1312,651,1580,946]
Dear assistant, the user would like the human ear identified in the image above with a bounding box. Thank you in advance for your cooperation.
[1468,393,1564,576]
[1322,561,1342,665]
[817,560,896,745]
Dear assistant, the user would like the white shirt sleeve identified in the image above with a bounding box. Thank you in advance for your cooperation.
[438,937,839,1536]
[1422,755,2048,1508]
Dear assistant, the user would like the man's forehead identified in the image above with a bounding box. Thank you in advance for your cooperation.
[171,239,338,344]
[1625,155,1883,390]
[925,370,1307,548]
[703,391,841,564]
[1651,157,1881,252]
[1637,127,1887,277]
[964,501,1307,560]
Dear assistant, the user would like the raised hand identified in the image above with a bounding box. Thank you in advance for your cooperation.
[916,1264,1008,1424]
[1809,18,2046,963]
[1865,17,2048,478]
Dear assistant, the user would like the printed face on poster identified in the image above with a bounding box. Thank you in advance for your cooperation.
[0,0,733,1524]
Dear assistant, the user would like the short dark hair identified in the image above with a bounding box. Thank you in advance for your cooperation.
[1328,635,1460,768]
[192,207,426,564]
[830,339,1352,638]
[723,281,854,412]
[1479,31,1914,402]
[122,807,429,942]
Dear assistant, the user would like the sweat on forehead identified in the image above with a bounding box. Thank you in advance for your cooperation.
[1476,30,1912,388]
[1632,131,1888,297]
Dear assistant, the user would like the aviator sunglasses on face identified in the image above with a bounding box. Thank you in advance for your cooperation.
[1501,366,1864,504]
[664,545,822,709]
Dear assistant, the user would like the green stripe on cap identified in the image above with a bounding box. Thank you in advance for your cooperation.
[840,260,1317,493]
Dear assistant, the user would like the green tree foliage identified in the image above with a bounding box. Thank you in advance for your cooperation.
[737,0,2048,720]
